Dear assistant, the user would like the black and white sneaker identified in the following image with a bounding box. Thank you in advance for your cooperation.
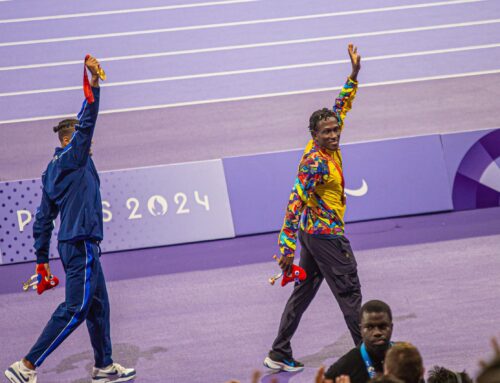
[5,361,37,383]
[91,363,136,382]
[263,353,304,372]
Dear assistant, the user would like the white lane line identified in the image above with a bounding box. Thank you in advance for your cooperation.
[0,0,258,24]
[1,69,499,125]
[2,43,499,97]
[2,18,499,72]
[0,0,485,47]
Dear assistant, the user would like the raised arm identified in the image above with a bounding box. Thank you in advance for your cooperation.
[33,189,59,264]
[278,156,328,271]
[70,56,101,166]
[333,44,361,128]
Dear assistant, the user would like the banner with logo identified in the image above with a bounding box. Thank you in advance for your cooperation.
[2,130,497,265]
[223,150,303,236]
[440,128,500,211]
[0,160,235,264]
[224,135,453,236]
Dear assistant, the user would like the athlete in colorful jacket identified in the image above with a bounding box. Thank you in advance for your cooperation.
[278,73,358,260]
[264,44,363,373]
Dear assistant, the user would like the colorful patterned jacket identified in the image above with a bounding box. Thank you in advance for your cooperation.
[278,77,358,258]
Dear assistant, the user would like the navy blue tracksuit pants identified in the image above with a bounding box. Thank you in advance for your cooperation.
[26,240,113,368]
[271,231,362,358]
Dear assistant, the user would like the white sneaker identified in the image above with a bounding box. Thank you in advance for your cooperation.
[91,362,136,383]
[4,361,37,383]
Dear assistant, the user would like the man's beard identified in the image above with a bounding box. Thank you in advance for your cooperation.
[368,340,391,358]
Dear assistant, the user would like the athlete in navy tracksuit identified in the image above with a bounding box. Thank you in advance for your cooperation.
[5,56,135,383]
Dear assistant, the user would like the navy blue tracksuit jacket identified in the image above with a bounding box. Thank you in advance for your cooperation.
[33,87,103,263]
[27,87,113,368]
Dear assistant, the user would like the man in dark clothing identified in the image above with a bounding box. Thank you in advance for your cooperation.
[324,300,394,383]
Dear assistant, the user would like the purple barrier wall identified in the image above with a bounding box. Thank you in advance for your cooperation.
[440,128,500,210]
[224,135,454,236]
[0,160,234,264]
[3,129,496,266]
[223,150,303,236]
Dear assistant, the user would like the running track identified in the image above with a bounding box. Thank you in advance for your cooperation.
[0,0,500,179]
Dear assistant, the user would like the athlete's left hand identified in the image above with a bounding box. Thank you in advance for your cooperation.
[348,43,361,81]
[85,55,100,77]
[85,55,101,87]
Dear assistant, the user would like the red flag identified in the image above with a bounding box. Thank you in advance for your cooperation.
[83,54,94,104]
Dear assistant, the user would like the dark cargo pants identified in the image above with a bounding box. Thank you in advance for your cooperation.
[271,231,362,358]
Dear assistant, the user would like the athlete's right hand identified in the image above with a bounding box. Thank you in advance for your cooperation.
[278,255,294,275]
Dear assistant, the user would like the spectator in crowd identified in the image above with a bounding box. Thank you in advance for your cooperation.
[384,342,424,383]
[427,366,472,383]
[324,300,394,383]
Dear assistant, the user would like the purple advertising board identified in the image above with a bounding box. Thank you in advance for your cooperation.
[0,160,234,265]
[3,129,496,266]
[440,128,500,211]
[223,150,303,236]
[342,134,453,222]
[224,135,453,236]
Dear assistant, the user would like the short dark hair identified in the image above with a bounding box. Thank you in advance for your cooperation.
[428,366,473,383]
[361,300,392,322]
[385,342,424,383]
[308,108,339,133]
[53,118,78,141]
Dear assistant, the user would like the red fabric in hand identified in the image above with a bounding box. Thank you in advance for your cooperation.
[83,54,94,104]
[36,264,59,295]
[281,264,307,286]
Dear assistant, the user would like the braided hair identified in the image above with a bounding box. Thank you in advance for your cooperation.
[308,108,339,134]
[53,118,78,142]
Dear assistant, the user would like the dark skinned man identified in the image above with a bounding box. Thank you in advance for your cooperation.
[264,44,362,372]
[324,300,394,383]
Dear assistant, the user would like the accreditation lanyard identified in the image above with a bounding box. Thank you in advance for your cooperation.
[360,343,377,378]
[360,342,394,379]
[320,149,346,205]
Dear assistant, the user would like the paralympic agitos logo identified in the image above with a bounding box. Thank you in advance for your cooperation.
[452,129,500,210]
[345,179,368,197]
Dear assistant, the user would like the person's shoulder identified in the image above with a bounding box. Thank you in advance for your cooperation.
[336,347,362,365]
[300,144,328,175]
[325,347,362,377]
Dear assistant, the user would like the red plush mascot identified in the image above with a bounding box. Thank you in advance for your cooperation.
[23,264,59,295]
[269,255,307,287]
